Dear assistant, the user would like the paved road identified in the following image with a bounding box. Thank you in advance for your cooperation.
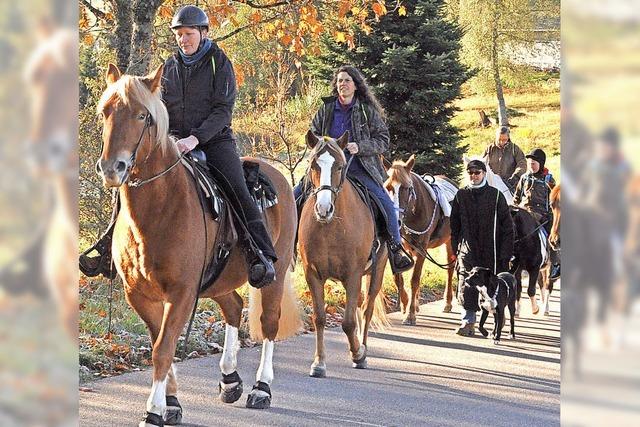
[80,288,560,426]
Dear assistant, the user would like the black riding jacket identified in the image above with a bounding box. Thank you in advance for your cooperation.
[161,42,236,145]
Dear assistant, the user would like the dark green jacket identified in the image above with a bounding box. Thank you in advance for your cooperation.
[310,96,390,185]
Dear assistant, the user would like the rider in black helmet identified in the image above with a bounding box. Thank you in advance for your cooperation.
[80,5,278,288]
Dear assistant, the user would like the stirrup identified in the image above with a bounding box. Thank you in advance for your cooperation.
[248,251,276,288]
[388,241,414,274]
[79,222,117,279]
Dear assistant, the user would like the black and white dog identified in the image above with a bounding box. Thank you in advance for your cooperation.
[466,267,517,344]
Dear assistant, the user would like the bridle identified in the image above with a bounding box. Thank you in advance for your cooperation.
[97,111,184,188]
[309,152,354,198]
[396,183,417,219]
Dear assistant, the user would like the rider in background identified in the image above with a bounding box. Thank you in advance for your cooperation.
[450,159,514,336]
[513,148,559,279]
[483,126,527,192]
[294,65,413,274]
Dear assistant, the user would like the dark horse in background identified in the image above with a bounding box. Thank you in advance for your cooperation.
[510,206,547,316]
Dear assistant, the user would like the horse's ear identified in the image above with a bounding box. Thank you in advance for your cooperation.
[306,130,319,149]
[105,63,121,85]
[143,64,164,93]
[336,131,349,149]
[405,154,416,171]
[463,154,470,164]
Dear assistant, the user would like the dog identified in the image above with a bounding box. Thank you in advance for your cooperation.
[465,267,517,344]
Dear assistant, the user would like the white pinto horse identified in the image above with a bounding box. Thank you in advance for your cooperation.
[463,155,514,205]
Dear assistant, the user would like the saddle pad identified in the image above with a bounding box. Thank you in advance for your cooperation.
[181,157,223,220]
[416,174,457,217]
[348,176,388,238]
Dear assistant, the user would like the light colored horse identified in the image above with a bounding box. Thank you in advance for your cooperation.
[463,155,513,205]
[298,131,388,378]
[384,156,458,324]
[97,64,301,425]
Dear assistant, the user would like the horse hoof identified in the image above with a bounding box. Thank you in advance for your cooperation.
[443,304,452,313]
[352,357,368,369]
[164,396,182,425]
[402,317,416,326]
[140,412,164,427]
[218,371,243,404]
[493,339,500,345]
[509,334,516,340]
[479,328,489,338]
[309,363,326,378]
[246,382,271,409]
[352,344,368,369]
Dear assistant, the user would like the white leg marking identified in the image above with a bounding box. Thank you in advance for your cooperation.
[315,151,335,216]
[146,377,168,416]
[220,324,239,375]
[256,339,275,385]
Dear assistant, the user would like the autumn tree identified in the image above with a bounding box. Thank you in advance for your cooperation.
[80,0,400,75]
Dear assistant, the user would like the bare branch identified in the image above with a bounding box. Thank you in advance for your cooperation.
[81,0,108,20]
[212,13,281,42]
[238,0,291,9]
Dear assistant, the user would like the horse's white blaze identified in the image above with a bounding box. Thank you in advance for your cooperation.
[146,377,167,416]
[220,324,239,375]
[256,339,275,385]
[315,151,335,216]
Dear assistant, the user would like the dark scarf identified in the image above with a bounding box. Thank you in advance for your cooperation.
[179,38,212,66]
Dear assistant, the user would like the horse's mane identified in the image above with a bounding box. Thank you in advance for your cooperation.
[97,75,172,154]
[387,160,413,187]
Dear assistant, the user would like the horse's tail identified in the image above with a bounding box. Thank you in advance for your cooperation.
[248,268,302,341]
[361,276,390,331]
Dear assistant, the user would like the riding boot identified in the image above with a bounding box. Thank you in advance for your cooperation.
[79,195,119,279]
[245,220,277,289]
[388,241,414,274]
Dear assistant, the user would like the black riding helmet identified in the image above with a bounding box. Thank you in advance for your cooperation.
[525,148,546,170]
[170,5,209,29]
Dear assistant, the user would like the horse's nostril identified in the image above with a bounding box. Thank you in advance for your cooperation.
[95,159,102,175]
[115,160,127,173]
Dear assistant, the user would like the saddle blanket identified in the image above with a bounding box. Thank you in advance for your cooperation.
[418,175,458,217]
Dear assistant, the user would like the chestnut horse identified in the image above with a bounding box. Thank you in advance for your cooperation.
[96,64,301,425]
[385,156,457,325]
[537,184,561,315]
[298,131,388,378]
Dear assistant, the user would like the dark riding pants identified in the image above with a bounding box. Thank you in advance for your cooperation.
[201,140,277,261]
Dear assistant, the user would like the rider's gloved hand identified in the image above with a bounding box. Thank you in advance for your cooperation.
[176,135,199,153]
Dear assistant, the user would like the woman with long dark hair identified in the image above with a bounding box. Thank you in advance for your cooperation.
[296,65,413,273]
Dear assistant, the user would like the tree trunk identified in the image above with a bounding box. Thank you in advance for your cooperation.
[111,0,133,72]
[127,0,162,75]
[491,1,508,126]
